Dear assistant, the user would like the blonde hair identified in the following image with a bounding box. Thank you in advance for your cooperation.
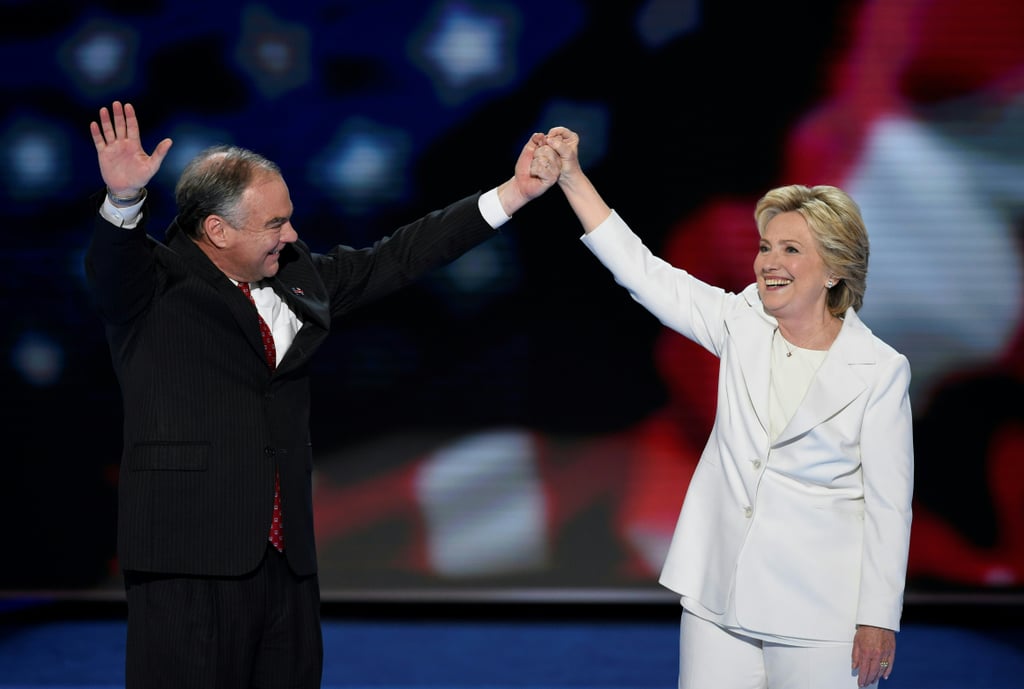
[754,184,869,315]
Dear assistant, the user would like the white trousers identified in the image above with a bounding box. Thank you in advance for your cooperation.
[678,608,877,689]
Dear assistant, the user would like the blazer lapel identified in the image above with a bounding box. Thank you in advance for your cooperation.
[728,285,776,437]
[774,309,874,445]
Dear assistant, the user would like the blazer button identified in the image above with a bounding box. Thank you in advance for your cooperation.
[744,506,753,518]
[751,460,762,470]
[264,446,275,456]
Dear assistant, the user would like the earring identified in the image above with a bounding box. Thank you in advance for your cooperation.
[826,279,835,288]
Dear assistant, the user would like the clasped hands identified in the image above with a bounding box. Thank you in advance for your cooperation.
[529,126,580,186]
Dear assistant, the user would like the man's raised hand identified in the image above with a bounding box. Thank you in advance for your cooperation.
[90,101,172,199]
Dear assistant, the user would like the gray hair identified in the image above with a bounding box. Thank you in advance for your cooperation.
[174,145,281,238]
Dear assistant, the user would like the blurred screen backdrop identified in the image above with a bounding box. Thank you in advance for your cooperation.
[3,0,1023,601]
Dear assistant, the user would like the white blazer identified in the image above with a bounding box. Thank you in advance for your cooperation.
[583,211,914,642]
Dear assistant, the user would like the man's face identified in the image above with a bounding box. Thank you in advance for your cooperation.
[219,173,298,282]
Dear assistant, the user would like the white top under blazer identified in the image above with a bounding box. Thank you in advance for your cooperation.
[582,211,914,643]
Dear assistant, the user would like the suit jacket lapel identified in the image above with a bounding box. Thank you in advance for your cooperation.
[269,276,329,331]
[267,245,332,373]
[167,229,271,364]
[168,230,333,373]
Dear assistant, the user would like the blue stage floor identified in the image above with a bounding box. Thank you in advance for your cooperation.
[1,600,1021,688]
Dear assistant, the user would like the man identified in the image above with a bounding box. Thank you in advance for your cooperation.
[85,100,557,689]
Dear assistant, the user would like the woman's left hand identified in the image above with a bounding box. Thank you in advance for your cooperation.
[852,624,896,686]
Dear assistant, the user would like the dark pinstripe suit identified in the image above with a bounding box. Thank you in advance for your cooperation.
[85,191,498,581]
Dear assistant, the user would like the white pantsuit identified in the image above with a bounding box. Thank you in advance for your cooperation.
[582,211,913,686]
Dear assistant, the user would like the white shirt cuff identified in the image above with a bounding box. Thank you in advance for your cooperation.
[477,187,511,229]
[99,196,145,229]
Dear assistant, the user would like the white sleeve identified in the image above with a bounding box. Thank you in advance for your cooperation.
[98,194,146,229]
[477,187,511,229]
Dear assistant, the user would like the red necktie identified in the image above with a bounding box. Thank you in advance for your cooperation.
[237,281,284,552]
[238,281,277,370]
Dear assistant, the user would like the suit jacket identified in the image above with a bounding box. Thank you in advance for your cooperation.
[582,211,914,642]
[85,191,499,578]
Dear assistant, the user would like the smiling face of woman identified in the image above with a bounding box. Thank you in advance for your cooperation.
[754,210,833,324]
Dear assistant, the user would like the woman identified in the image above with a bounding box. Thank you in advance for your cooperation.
[535,127,914,688]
